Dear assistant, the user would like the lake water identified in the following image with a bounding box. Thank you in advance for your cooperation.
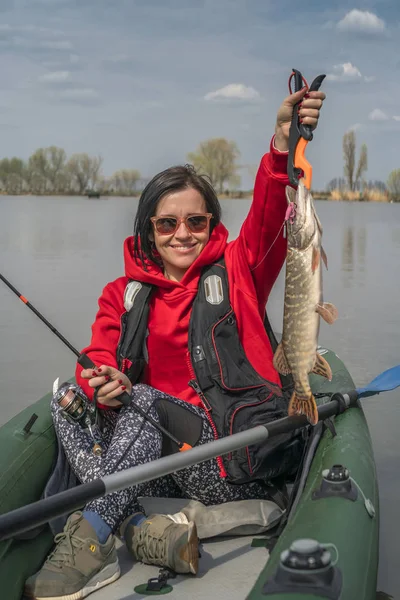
[0,194,399,596]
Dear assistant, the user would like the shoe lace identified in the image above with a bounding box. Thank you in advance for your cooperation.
[135,526,167,564]
[46,518,86,568]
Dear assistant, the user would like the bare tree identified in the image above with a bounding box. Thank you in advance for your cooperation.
[66,153,103,194]
[0,157,27,194]
[187,138,240,193]
[355,143,368,189]
[387,169,400,201]
[343,131,367,191]
[46,146,67,192]
[27,148,49,194]
[110,169,141,195]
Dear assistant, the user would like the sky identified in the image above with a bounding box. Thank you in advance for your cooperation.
[0,0,399,190]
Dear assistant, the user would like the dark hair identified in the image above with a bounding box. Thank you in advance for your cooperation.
[133,164,221,268]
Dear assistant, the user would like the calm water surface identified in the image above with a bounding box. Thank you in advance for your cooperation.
[0,195,399,596]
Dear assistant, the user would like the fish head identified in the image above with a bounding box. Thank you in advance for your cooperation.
[285,181,321,250]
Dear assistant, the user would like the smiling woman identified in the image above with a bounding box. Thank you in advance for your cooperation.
[24,84,327,600]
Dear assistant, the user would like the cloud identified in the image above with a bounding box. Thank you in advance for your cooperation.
[38,70,71,83]
[368,108,389,121]
[326,62,373,83]
[57,87,99,104]
[204,83,261,102]
[348,123,363,132]
[39,40,73,50]
[101,53,136,72]
[393,116,400,122]
[337,9,386,34]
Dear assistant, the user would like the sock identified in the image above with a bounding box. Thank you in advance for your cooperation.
[82,510,112,544]
[129,512,146,527]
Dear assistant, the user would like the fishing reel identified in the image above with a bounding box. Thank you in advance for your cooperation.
[54,382,102,456]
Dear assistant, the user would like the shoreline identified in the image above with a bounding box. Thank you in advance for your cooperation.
[0,189,397,203]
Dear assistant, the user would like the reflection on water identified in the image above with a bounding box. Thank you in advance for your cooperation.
[357,227,366,274]
[392,228,400,248]
[341,225,366,288]
[342,227,354,275]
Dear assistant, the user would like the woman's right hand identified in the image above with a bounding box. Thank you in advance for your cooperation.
[80,365,132,408]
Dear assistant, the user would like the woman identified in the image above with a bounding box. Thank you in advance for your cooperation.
[25,84,325,600]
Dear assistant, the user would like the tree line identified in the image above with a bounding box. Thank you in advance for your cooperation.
[0,141,241,197]
[0,147,142,196]
[1,134,399,201]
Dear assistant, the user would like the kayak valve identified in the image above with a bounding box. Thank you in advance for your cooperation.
[312,463,358,501]
[262,538,342,598]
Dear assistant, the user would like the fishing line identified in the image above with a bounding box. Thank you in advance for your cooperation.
[250,199,297,272]
[250,216,287,272]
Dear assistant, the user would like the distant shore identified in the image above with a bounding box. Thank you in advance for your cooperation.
[1,188,398,202]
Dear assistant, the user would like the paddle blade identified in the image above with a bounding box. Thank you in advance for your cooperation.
[356,365,400,398]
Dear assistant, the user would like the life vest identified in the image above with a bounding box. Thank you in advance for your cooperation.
[116,258,303,484]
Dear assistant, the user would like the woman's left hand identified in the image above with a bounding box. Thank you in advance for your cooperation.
[81,365,132,408]
[274,87,326,152]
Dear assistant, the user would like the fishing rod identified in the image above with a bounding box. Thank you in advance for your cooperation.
[1,361,400,542]
[0,273,192,453]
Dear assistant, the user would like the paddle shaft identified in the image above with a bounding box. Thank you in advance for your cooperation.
[0,273,189,450]
[0,392,358,541]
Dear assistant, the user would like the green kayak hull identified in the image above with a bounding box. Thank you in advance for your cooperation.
[247,346,379,600]
[0,347,379,600]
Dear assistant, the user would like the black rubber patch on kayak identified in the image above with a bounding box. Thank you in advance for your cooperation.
[134,583,173,595]
[22,413,38,434]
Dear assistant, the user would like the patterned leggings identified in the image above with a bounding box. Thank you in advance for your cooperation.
[51,383,272,532]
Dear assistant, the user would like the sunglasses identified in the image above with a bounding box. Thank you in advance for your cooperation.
[150,213,213,235]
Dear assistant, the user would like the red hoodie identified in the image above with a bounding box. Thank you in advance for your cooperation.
[76,136,290,409]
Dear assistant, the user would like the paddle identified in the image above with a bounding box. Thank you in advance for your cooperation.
[0,364,400,542]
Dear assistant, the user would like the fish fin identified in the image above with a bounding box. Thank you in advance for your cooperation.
[316,302,338,324]
[321,246,328,269]
[288,391,319,426]
[311,352,333,381]
[312,246,320,272]
[273,343,291,375]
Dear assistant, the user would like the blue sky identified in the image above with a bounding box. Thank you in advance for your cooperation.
[0,0,399,189]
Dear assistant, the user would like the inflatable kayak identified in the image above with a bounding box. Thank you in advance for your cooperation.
[0,345,379,600]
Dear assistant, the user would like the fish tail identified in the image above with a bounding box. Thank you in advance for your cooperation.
[288,391,319,426]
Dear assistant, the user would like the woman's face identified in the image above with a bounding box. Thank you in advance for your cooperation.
[151,187,211,282]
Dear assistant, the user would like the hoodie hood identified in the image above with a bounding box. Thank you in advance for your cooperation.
[123,222,229,289]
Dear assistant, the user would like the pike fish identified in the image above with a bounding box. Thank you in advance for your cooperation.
[273,180,338,425]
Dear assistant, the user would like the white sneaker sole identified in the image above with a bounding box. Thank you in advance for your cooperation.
[25,560,121,600]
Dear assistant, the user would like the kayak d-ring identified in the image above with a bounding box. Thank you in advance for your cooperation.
[134,568,176,595]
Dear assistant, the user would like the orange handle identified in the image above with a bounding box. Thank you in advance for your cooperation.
[179,443,193,452]
[294,137,312,190]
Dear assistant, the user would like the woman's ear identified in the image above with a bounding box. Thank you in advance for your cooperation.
[149,230,154,242]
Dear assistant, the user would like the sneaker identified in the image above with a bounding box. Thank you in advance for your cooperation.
[120,512,199,575]
[24,512,120,600]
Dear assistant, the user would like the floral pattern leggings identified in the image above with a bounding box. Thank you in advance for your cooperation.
[52,383,272,531]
